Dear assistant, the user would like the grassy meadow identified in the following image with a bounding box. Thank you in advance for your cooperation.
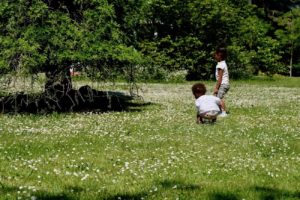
[0,76,299,200]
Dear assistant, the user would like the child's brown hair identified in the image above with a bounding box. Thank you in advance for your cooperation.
[192,83,206,96]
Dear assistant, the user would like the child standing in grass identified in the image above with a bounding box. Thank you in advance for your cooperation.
[192,83,222,124]
[213,46,230,117]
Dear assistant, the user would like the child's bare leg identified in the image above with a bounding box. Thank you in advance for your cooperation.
[220,99,226,112]
[197,115,204,124]
[199,117,204,124]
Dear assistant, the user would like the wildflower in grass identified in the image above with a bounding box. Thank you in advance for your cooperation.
[81,174,89,181]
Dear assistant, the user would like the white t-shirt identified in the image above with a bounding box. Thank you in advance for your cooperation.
[215,60,229,85]
[195,95,221,114]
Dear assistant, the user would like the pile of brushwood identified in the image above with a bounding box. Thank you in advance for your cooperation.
[0,84,133,114]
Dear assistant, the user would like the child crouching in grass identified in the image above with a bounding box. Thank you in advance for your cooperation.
[192,83,222,124]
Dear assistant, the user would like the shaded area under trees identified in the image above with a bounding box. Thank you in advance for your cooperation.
[0,85,134,114]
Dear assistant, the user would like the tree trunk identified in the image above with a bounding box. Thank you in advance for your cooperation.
[45,64,72,95]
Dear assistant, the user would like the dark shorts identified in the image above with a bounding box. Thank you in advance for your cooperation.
[217,84,230,99]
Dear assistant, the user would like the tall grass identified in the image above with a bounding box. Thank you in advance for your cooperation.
[0,77,299,200]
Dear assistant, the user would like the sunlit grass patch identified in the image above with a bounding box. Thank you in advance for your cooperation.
[0,77,299,199]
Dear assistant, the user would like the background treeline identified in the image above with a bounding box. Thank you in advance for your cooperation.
[1,0,300,83]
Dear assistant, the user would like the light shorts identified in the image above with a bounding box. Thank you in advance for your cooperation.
[200,110,221,119]
[217,84,230,99]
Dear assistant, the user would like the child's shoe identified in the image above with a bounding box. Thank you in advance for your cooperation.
[219,111,228,117]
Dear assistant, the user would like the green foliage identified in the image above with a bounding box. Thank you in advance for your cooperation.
[226,45,254,79]
[254,37,283,76]
[0,1,46,74]
[0,0,298,82]
[0,0,141,82]
[129,0,285,80]
[232,12,283,77]
[275,7,300,76]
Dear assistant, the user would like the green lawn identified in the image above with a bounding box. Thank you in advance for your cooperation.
[0,77,299,200]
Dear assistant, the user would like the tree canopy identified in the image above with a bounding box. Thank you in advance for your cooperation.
[1,0,300,82]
